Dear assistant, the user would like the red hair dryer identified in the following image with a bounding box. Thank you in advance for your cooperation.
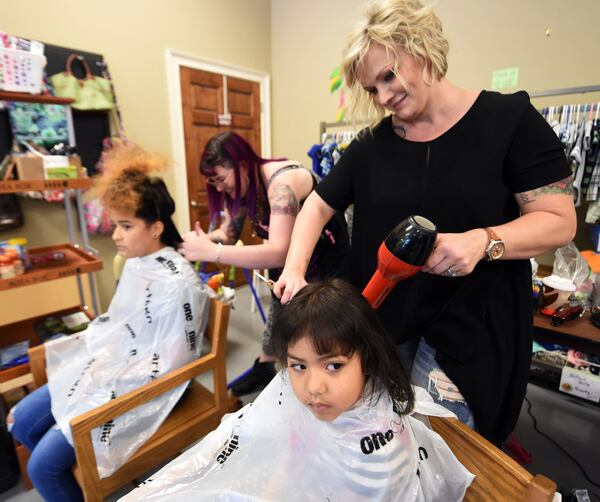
[362,215,437,309]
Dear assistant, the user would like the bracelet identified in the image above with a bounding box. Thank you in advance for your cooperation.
[215,242,223,264]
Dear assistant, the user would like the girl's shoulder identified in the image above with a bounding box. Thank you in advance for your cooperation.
[141,247,200,282]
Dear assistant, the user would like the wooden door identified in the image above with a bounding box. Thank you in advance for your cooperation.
[180,66,262,283]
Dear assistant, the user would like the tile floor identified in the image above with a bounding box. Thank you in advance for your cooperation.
[512,380,600,501]
[2,284,600,501]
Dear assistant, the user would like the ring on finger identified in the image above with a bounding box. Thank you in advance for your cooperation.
[445,266,457,277]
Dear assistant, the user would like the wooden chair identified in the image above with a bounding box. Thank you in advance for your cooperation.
[430,417,556,502]
[17,298,230,502]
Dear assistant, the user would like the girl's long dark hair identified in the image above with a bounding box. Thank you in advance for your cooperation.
[137,175,182,249]
[272,279,414,415]
[199,132,285,226]
[101,167,181,249]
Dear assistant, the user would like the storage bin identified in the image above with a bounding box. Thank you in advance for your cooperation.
[0,47,46,94]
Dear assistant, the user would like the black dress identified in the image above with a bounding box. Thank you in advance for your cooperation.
[316,90,570,443]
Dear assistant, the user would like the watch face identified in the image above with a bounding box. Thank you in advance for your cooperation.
[489,242,505,260]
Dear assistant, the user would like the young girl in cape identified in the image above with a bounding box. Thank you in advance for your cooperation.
[9,143,210,502]
[121,279,474,501]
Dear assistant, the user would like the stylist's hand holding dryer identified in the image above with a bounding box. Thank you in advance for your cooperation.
[274,0,575,445]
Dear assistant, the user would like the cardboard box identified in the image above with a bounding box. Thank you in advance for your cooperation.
[14,156,44,180]
[13,154,83,181]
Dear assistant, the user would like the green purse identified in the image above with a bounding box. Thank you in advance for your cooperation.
[50,54,114,111]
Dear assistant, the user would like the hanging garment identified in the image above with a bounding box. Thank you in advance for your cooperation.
[119,373,474,501]
[581,120,600,198]
[46,247,210,478]
[570,122,585,207]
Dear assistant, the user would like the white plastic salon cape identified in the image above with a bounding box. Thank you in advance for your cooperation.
[46,246,209,478]
[120,371,474,501]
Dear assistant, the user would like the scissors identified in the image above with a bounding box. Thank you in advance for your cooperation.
[254,271,275,290]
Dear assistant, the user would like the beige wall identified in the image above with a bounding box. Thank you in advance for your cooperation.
[271,0,600,262]
[3,0,599,324]
[1,0,271,321]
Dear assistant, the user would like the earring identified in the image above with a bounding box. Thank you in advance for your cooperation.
[152,234,158,239]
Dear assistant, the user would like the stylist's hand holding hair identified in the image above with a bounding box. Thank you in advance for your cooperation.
[275,0,575,444]
[181,221,215,262]
[274,191,334,303]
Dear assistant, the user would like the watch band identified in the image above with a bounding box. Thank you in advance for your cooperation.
[483,227,504,261]
[484,227,501,242]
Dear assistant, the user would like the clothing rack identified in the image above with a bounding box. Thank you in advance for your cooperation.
[532,84,600,213]
[319,120,353,138]
[531,86,600,121]
[529,84,600,99]
[318,86,600,135]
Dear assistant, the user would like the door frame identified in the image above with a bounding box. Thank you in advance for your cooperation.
[165,49,272,231]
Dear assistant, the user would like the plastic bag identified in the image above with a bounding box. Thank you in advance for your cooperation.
[552,243,593,307]
[46,247,210,478]
[553,243,590,286]
[119,373,474,501]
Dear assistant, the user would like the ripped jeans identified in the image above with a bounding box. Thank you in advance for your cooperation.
[397,337,476,429]
[10,385,83,502]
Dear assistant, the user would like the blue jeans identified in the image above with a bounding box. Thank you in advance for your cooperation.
[10,385,83,502]
[398,337,476,429]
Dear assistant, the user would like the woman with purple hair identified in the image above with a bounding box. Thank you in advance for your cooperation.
[180,132,349,396]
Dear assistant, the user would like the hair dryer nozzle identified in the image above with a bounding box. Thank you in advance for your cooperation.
[384,215,437,267]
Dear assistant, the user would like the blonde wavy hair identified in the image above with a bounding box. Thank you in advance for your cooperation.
[342,0,449,126]
[92,140,168,216]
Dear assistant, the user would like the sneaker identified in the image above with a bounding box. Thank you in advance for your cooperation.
[229,358,276,396]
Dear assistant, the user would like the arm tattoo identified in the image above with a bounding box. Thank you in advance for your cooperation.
[269,183,299,216]
[516,176,573,206]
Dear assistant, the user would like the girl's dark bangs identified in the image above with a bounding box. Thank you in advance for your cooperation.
[300,318,357,358]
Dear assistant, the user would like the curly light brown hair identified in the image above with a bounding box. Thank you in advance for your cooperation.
[92,141,182,248]
[93,141,168,215]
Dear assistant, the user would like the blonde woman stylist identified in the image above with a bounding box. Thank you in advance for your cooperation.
[275,0,576,444]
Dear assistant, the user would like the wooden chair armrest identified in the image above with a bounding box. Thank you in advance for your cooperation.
[429,417,556,502]
[526,475,558,502]
[69,351,220,487]
[27,344,47,388]
[430,416,530,475]
[70,351,218,436]
[26,299,230,499]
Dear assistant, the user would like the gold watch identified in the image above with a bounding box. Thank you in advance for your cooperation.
[484,227,505,261]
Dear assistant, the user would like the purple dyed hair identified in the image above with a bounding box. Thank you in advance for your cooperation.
[199,132,285,226]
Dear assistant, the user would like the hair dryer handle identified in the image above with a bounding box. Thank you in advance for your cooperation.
[363,270,395,309]
[362,243,421,309]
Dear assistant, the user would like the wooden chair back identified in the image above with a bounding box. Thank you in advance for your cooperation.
[429,417,556,502]
[25,298,230,502]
